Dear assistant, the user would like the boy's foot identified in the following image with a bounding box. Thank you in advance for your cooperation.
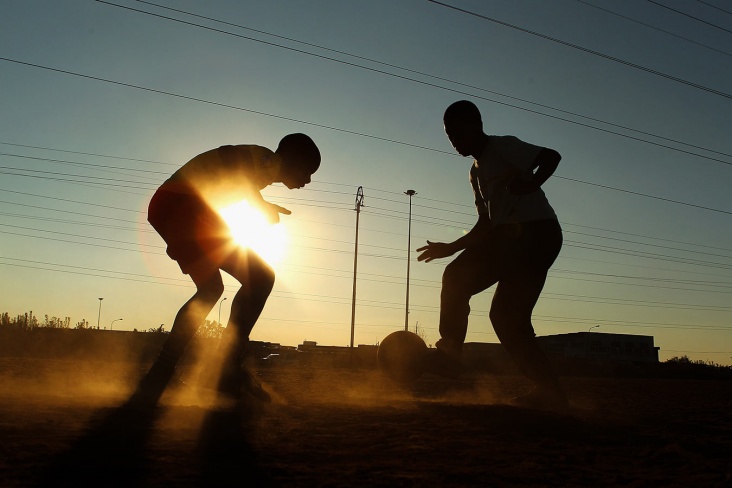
[217,366,272,404]
[510,385,569,411]
[242,369,272,404]
[423,347,461,379]
[125,361,177,411]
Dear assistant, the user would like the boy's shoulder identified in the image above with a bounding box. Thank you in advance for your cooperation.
[487,134,522,147]
[223,144,277,169]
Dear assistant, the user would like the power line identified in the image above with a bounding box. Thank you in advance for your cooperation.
[89,1,732,166]
[573,0,732,58]
[565,222,732,254]
[2,256,730,331]
[4,166,732,261]
[0,223,164,250]
[0,56,453,156]
[3,149,732,285]
[4,204,731,278]
[559,175,732,216]
[542,290,732,312]
[128,0,732,162]
[0,211,152,233]
[1,152,168,178]
[2,179,730,275]
[12,159,729,223]
[0,198,144,224]
[0,142,732,227]
[564,241,732,272]
[647,0,732,35]
[427,0,732,101]
[4,53,732,172]
[0,141,175,166]
[5,223,732,293]
[0,168,158,190]
[3,252,731,316]
[3,204,728,286]
[0,188,144,213]
[567,229,732,261]
[694,0,732,16]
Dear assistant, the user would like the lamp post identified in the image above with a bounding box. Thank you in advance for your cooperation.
[97,297,103,330]
[111,318,123,330]
[218,297,227,325]
[404,190,416,331]
[589,324,600,333]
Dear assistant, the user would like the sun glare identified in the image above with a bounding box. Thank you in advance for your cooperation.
[218,200,288,266]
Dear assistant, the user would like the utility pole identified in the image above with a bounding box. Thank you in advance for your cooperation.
[404,190,416,331]
[350,186,364,348]
[97,297,103,330]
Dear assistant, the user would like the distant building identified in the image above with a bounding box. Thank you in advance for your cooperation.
[461,332,659,375]
[258,332,660,374]
[295,341,378,367]
[537,332,659,364]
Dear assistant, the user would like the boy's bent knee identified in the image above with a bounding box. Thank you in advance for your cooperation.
[258,265,275,292]
[195,280,225,302]
[442,260,469,292]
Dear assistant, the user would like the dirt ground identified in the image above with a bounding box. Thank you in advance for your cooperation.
[0,357,730,487]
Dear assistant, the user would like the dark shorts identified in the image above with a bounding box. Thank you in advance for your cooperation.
[148,186,233,274]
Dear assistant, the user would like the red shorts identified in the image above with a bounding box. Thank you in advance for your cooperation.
[148,185,233,274]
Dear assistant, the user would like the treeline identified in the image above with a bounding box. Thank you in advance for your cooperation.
[1,311,224,338]
[1,311,75,330]
[663,355,732,379]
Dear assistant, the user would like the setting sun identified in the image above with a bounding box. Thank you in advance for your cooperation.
[218,200,288,266]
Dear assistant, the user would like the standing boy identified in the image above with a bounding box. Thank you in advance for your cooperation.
[131,133,320,408]
[417,101,566,408]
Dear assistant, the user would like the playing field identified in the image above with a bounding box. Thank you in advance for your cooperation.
[0,358,730,487]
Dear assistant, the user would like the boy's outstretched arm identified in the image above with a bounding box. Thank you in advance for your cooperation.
[239,183,292,224]
[249,191,291,224]
[508,148,561,195]
[260,200,291,223]
[417,214,492,262]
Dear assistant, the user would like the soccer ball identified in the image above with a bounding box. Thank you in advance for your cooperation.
[377,330,428,384]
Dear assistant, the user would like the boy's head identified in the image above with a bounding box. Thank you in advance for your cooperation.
[276,133,321,189]
[443,100,485,158]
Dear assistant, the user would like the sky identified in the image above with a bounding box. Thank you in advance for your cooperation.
[1,0,731,365]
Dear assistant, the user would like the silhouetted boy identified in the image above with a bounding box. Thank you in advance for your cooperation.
[130,133,320,408]
[417,100,566,409]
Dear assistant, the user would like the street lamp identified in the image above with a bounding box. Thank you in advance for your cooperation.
[111,318,123,330]
[404,190,416,331]
[589,324,600,333]
[97,297,103,330]
[218,297,227,325]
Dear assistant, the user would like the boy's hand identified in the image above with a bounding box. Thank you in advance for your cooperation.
[262,202,291,223]
[417,241,456,262]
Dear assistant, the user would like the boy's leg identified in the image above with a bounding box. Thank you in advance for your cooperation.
[220,250,275,350]
[489,274,559,387]
[438,247,499,351]
[490,275,566,408]
[216,250,275,401]
[428,246,500,376]
[130,267,224,407]
[490,220,565,405]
